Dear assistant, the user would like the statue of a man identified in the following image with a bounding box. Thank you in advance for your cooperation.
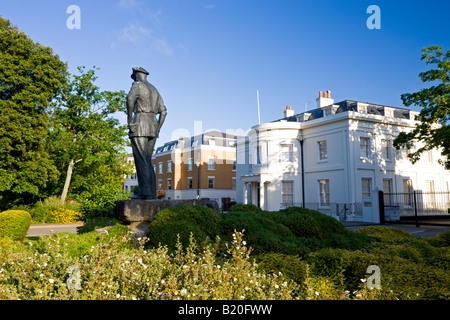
[127,67,167,199]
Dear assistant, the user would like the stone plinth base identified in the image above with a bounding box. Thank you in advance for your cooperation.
[114,198,219,246]
[114,198,219,224]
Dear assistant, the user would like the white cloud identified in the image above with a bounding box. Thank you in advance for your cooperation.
[118,0,139,9]
[113,23,173,56]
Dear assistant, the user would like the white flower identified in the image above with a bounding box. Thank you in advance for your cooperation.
[315,291,319,296]
[361,278,366,283]
[180,289,187,295]
[49,279,54,284]
[116,294,121,299]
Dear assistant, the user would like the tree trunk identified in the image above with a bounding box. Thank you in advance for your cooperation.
[60,159,75,204]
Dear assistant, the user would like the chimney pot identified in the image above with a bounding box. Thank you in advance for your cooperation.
[327,90,331,99]
[319,91,323,98]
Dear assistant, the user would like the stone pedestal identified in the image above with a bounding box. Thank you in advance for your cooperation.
[114,198,219,244]
[115,198,219,223]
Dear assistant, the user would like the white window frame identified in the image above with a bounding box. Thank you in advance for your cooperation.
[158,162,163,174]
[281,144,294,163]
[383,178,392,205]
[360,137,370,159]
[167,160,172,173]
[318,179,330,207]
[187,177,193,189]
[208,157,215,170]
[281,181,294,207]
[361,178,372,198]
[403,179,413,207]
[187,158,193,171]
[381,139,391,160]
[167,178,172,190]
[318,140,328,161]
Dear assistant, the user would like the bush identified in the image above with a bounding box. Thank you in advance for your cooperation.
[146,220,208,250]
[21,197,81,223]
[77,217,122,234]
[254,253,307,285]
[149,205,221,238]
[146,205,221,250]
[0,210,32,241]
[280,207,347,236]
[220,211,306,255]
[51,208,82,224]
[263,210,323,238]
[228,203,262,213]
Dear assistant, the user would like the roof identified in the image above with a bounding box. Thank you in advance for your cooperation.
[274,99,416,123]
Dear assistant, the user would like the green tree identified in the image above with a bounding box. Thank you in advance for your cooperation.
[0,17,68,208]
[49,66,132,204]
[394,46,450,167]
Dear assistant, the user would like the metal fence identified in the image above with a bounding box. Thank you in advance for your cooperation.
[381,191,450,226]
[382,191,450,217]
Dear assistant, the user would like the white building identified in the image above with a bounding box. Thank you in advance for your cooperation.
[123,153,138,194]
[236,91,450,223]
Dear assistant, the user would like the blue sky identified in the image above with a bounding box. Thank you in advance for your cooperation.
[2,0,450,149]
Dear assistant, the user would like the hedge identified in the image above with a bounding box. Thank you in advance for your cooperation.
[0,210,32,241]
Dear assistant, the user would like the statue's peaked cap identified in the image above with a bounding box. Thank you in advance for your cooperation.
[131,67,149,79]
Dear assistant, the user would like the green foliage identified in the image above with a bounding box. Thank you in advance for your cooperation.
[254,253,307,285]
[76,170,131,219]
[220,211,306,255]
[32,224,132,259]
[394,45,450,167]
[76,217,122,234]
[0,228,298,300]
[21,196,81,223]
[0,17,68,208]
[228,203,262,213]
[146,205,221,249]
[48,66,132,204]
[0,210,32,241]
[305,227,450,299]
[147,220,208,250]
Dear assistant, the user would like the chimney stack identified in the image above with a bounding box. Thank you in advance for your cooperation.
[316,90,334,108]
[284,105,295,118]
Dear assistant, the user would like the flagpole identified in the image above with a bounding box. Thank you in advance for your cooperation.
[257,89,261,125]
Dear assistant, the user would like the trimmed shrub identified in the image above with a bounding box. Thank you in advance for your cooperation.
[220,211,307,255]
[146,205,221,250]
[146,220,208,250]
[254,253,307,285]
[149,204,221,238]
[280,206,346,236]
[263,210,322,238]
[228,203,262,213]
[0,210,32,241]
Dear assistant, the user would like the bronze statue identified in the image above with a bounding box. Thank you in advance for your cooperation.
[127,67,167,199]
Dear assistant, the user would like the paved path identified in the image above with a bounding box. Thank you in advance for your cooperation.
[27,222,84,237]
